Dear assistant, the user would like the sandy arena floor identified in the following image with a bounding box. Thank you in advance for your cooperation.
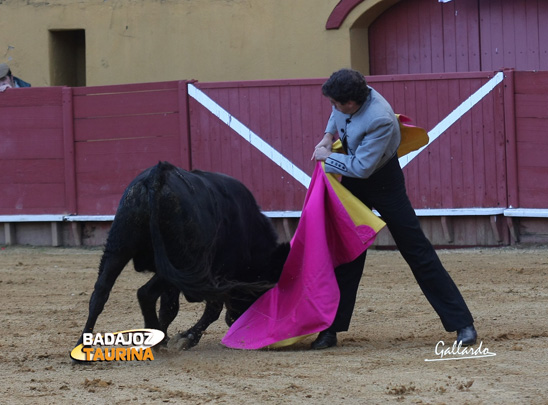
[1,245,547,404]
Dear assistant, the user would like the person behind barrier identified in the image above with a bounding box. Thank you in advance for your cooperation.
[0,63,31,92]
[310,68,477,350]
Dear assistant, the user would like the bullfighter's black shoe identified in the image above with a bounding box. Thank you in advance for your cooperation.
[457,324,477,346]
[311,331,337,350]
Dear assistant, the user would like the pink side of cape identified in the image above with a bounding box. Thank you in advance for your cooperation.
[221,163,377,349]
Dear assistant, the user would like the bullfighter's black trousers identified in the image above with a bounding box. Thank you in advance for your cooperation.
[328,154,474,333]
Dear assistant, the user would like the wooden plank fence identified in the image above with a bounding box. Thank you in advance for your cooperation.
[1,70,547,246]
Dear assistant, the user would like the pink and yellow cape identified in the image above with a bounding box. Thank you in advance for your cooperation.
[222,162,385,349]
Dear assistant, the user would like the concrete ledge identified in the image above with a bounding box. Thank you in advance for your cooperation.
[1,216,65,246]
[0,208,510,224]
[412,208,505,243]
[2,208,547,246]
[503,209,548,243]
[262,211,302,218]
[503,208,548,218]
[0,215,65,222]
[64,215,115,222]
[414,208,505,216]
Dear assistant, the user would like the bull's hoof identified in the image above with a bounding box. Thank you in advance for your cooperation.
[168,331,199,351]
[153,337,170,352]
[225,313,236,327]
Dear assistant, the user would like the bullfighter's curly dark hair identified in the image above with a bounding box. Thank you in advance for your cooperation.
[321,68,371,105]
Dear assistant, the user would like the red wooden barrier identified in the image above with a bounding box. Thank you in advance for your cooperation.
[71,81,192,214]
[513,71,548,208]
[1,71,546,220]
[0,87,67,215]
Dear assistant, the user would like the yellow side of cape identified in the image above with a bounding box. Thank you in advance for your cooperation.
[323,166,386,233]
[396,114,429,157]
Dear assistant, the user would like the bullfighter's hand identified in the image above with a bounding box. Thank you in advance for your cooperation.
[311,133,334,161]
[312,146,332,161]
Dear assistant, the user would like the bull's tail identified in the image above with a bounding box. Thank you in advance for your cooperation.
[147,162,210,298]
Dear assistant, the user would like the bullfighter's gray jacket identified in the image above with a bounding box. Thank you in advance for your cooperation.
[324,87,401,179]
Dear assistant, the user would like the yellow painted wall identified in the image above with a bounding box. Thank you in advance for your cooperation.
[0,0,396,87]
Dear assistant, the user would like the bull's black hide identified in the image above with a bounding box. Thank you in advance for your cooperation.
[75,161,289,355]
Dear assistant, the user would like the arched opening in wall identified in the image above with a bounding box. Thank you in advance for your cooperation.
[49,29,86,87]
[348,0,400,75]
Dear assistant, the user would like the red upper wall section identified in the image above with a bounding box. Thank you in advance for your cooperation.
[369,0,548,74]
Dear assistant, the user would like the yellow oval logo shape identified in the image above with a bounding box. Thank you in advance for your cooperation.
[70,328,165,362]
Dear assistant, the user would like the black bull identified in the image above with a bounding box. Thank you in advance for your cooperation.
[76,161,290,352]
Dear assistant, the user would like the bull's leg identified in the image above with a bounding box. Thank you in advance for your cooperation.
[137,276,180,345]
[158,286,180,333]
[76,250,132,347]
[224,296,255,327]
[137,275,168,330]
[171,300,223,350]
